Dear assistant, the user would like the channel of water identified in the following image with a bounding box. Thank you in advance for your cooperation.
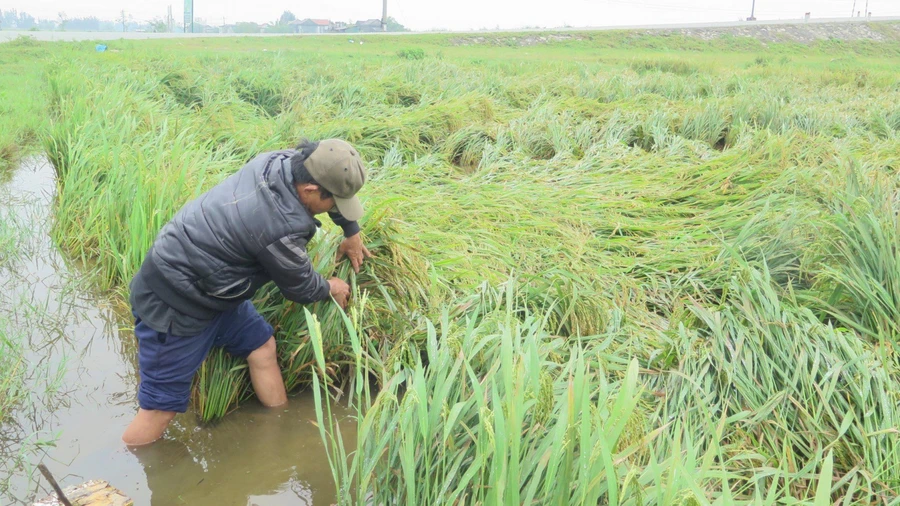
[0,157,352,505]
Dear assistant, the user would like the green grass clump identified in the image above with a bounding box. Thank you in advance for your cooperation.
[396,47,426,60]
[0,319,26,421]
[629,58,699,75]
[0,38,45,172]
[4,24,900,502]
[817,168,900,348]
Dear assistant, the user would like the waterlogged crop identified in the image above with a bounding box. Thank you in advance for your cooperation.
[21,25,900,503]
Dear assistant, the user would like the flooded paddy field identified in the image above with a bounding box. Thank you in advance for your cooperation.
[1,24,899,504]
[0,158,352,505]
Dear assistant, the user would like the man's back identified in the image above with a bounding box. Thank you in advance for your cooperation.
[122,138,368,446]
[130,150,321,336]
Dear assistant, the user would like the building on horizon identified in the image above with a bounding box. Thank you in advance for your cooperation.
[355,19,383,32]
[290,18,333,33]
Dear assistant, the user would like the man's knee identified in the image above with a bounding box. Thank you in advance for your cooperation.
[247,336,277,367]
[123,409,177,446]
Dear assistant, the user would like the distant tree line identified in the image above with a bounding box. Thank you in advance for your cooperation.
[260,11,409,33]
[1,8,410,33]
[0,9,137,31]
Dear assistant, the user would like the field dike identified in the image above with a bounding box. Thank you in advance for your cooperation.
[22,30,900,503]
[449,20,900,47]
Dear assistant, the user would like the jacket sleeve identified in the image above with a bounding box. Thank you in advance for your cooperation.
[328,211,360,238]
[257,233,330,304]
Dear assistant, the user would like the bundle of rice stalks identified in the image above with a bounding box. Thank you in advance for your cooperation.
[231,72,285,117]
[817,167,900,347]
[444,125,496,170]
[679,103,730,149]
[193,208,441,420]
[159,71,205,110]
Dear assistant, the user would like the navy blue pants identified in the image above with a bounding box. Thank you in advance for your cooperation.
[133,301,274,413]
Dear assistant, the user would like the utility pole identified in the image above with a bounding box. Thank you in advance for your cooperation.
[865,0,869,17]
[851,0,857,17]
[184,0,193,33]
[120,10,126,32]
[748,0,756,21]
[381,0,387,32]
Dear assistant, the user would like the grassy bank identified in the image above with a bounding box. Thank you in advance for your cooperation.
[0,37,47,173]
[15,26,900,502]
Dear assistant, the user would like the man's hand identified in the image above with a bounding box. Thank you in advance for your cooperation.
[328,277,350,308]
[336,233,372,274]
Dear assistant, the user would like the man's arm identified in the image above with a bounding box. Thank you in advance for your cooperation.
[257,234,331,304]
[328,211,360,238]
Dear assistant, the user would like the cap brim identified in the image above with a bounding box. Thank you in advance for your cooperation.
[334,195,364,222]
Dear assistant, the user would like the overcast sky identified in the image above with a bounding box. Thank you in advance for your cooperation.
[2,0,896,31]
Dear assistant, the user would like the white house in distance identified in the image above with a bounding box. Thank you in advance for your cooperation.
[289,19,333,33]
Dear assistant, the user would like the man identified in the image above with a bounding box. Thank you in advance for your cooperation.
[123,139,372,446]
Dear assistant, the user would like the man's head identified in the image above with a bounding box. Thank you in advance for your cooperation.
[291,139,366,219]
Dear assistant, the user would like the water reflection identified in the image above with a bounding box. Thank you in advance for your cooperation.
[131,395,348,505]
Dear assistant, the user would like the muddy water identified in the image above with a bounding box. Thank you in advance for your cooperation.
[0,157,351,505]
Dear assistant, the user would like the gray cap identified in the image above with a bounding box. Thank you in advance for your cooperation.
[303,139,366,221]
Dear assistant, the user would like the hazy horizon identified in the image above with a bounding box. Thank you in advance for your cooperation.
[1,0,896,31]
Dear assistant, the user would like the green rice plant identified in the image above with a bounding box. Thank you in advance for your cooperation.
[231,71,285,117]
[380,79,422,107]
[629,58,699,76]
[311,283,655,505]
[868,107,900,139]
[656,265,900,500]
[159,70,205,109]
[193,348,251,421]
[0,319,26,421]
[572,118,600,156]
[0,205,30,265]
[749,56,770,68]
[397,48,426,60]
[640,72,694,100]
[598,110,640,146]
[0,39,46,172]
[443,125,496,170]
[311,275,890,504]
[633,110,675,151]
[788,107,831,137]
[816,167,900,349]
[732,96,786,132]
[680,103,730,148]
[508,106,559,159]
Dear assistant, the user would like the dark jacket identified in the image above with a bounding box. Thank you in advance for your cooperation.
[129,149,359,336]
